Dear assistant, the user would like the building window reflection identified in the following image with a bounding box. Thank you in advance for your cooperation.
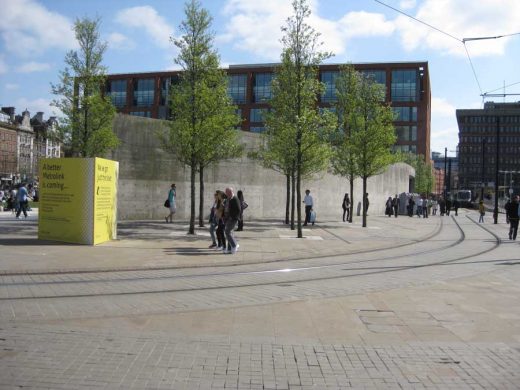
[321,71,339,103]
[393,106,417,122]
[107,80,127,108]
[391,70,417,102]
[253,73,273,102]
[129,111,151,118]
[228,74,247,104]
[250,108,267,123]
[133,78,155,107]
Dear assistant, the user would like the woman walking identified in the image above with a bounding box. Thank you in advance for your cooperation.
[215,191,227,250]
[165,183,176,223]
[342,193,350,222]
[208,191,218,248]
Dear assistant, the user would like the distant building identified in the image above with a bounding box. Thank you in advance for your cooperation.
[105,61,431,159]
[0,107,61,185]
[456,102,520,196]
[431,150,459,195]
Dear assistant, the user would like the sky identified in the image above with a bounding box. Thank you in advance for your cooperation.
[1,0,519,157]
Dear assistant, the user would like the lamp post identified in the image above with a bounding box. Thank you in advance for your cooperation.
[444,147,447,199]
[481,137,487,200]
[494,116,500,224]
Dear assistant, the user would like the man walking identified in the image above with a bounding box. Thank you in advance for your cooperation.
[507,195,519,240]
[15,183,30,219]
[303,189,313,226]
[223,187,241,254]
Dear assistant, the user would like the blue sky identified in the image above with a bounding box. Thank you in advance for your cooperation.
[1,0,519,156]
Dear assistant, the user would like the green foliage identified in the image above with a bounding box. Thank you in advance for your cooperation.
[158,0,241,233]
[51,17,118,157]
[263,0,334,237]
[399,153,434,194]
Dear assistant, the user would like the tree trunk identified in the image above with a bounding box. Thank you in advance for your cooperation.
[362,176,367,227]
[349,177,354,223]
[189,162,196,234]
[296,143,302,238]
[285,173,290,224]
[198,164,204,227]
[290,170,295,230]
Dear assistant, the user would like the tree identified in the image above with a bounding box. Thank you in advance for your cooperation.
[400,153,434,195]
[350,75,396,227]
[331,64,361,223]
[51,17,118,157]
[265,0,334,237]
[159,0,241,234]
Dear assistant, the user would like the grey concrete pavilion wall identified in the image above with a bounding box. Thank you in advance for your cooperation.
[108,114,415,221]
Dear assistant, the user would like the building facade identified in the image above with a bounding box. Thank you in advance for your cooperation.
[106,61,431,158]
[457,102,520,196]
[0,107,61,185]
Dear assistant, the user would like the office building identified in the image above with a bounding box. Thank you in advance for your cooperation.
[457,102,520,195]
[106,61,431,158]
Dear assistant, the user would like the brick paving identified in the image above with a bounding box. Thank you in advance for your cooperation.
[1,209,519,389]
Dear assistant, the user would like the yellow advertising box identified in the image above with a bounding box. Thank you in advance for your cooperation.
[38,157,118,245]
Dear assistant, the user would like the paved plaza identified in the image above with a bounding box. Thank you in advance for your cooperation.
[0,209,519,389]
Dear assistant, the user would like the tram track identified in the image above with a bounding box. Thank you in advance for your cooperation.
[0,215,501,301]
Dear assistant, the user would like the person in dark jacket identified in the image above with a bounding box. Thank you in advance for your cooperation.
[236,190,247,231]
[224,187,241,254]
[507,195,519,240]
[342,193,350,222]
[392,195,400,218]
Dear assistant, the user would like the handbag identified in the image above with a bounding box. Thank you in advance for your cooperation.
[310,210,316,223]
[164,199,170,208]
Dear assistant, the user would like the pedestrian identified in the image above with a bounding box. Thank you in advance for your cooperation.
[507,195,519,240]
[385,197,393,217]
[364,193,370,215]
[223,187,241,254]
[215,191,227,250]
[392,194,399,217]
[303,189,314,226]
[407,196,415,217]
[416,197,423,217]
[208,191,218,248]
[236,190,248,231]
[15,183,30,219]
[504,197,511,224]
[342,193,350,222]
[453,199,460,216]
[439,197,446,216]
[432,198,438,216]
[445,198,452,216]
[165,183,176,223]
[478,200,485,223]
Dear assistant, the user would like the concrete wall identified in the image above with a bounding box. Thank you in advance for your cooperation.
[109,114,415,220]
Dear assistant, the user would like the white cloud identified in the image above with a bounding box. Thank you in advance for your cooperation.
[431,97,456,117]
[17,61,51,73]
[15,97,56,117]
[221,0,394,60]
[394,0,520,57]
[107,32,135,50]
[399,0,416,9]
[115,6,174,48]
[0,0,75,57]
[5,83,19,91]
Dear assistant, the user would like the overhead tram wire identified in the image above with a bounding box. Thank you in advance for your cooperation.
[373,0,520,99]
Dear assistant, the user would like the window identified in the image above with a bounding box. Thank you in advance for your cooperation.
[395,125,417,141]
[392,144,417,153]
[133,78,155,107]
[129,111,151,118]
[360,70,386,87]
[391,70,418,102]
[228,74,247,104]
[253,73,273,102]
[250,108,267,122]
[107,80,127,107]
[250,126,266,133]
[393,107,417,122]
[321,71,339,103]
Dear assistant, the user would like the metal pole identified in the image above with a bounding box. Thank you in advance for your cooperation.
[481,137,486,201]
[444,147,447,199]
[494,116,499,224]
